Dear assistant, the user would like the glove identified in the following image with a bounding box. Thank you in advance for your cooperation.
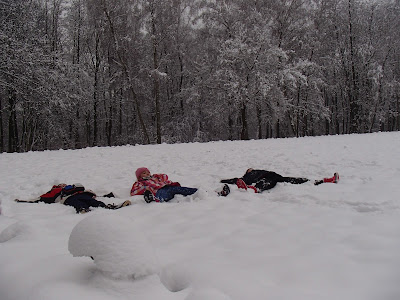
[236,179,258,193]
[236,179,248,190]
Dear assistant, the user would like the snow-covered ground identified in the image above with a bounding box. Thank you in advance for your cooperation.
[1,132,399,300]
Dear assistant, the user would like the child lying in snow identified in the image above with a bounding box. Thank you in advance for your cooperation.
[130,167,197,203]
[217,168,339,196]
[15,183,131,213]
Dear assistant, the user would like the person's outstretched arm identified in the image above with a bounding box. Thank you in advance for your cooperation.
[220,178,238,184]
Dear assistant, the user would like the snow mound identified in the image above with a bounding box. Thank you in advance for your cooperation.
[160,263,192,292]
[185,287,231,300]
[68,213,159,279]
[0,221,29,243]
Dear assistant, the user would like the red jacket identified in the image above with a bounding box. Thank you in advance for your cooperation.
[130,174,179,196]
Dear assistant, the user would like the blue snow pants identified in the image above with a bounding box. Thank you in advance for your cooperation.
[155,186,198,202]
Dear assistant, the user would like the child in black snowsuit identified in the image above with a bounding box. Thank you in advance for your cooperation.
[218,168,339,196]
[220,168,309,193]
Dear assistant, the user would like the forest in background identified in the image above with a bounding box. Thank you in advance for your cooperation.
[1,0,399,152]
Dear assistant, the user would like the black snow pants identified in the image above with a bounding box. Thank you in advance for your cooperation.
[254,175,309,192]
[221,169,309,193]
[64,193,106,212]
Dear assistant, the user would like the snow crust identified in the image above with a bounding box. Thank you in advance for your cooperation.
[1,132,400,300]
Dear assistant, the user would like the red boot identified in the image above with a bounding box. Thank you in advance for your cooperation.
[324,172,339,183]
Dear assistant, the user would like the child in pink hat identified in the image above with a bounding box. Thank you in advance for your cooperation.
[131,167,197,203]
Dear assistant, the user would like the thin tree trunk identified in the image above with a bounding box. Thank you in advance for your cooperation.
[324,88,330,135]
[92,31,100,147]
[348,0,360,133]
[240,101,249,140]
[119,89,123,136]
[106,55,113,146]
[397,95,399,131]
[106,102,112,146]
[0,93,3,152]
[228,112,233,140]
[8,90,19,153]
[257,105,262,139]
[86,113,91,147]
[75,109,80,148]
[296,87,301,137]
[76,0,81,64]
[151,7,161,144]
[276,119,280,138]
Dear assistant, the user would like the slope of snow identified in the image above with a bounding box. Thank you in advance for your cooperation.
[1,132,399,300]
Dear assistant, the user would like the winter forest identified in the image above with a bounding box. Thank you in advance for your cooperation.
[1,0,399,153]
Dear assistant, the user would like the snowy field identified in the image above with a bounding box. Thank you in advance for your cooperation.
[1,132,399,300]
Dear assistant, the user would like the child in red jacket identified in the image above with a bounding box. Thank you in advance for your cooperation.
[15,183,130,213]
[131,167,197,203]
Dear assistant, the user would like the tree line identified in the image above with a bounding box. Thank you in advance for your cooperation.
[1,0,399,152]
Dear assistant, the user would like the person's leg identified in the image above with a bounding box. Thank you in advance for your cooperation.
[85,197,107,208]
[65,194,106,212]
[155,186,175,202]
[156,186,197,202]
[106,200,132,209]
[254,179,278,192]
[315,173,339,185]
[263,172,284,182]
[64,196,90,213]
[280,177,309,184]
[175,186,198,196]
[324,173,339,183]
